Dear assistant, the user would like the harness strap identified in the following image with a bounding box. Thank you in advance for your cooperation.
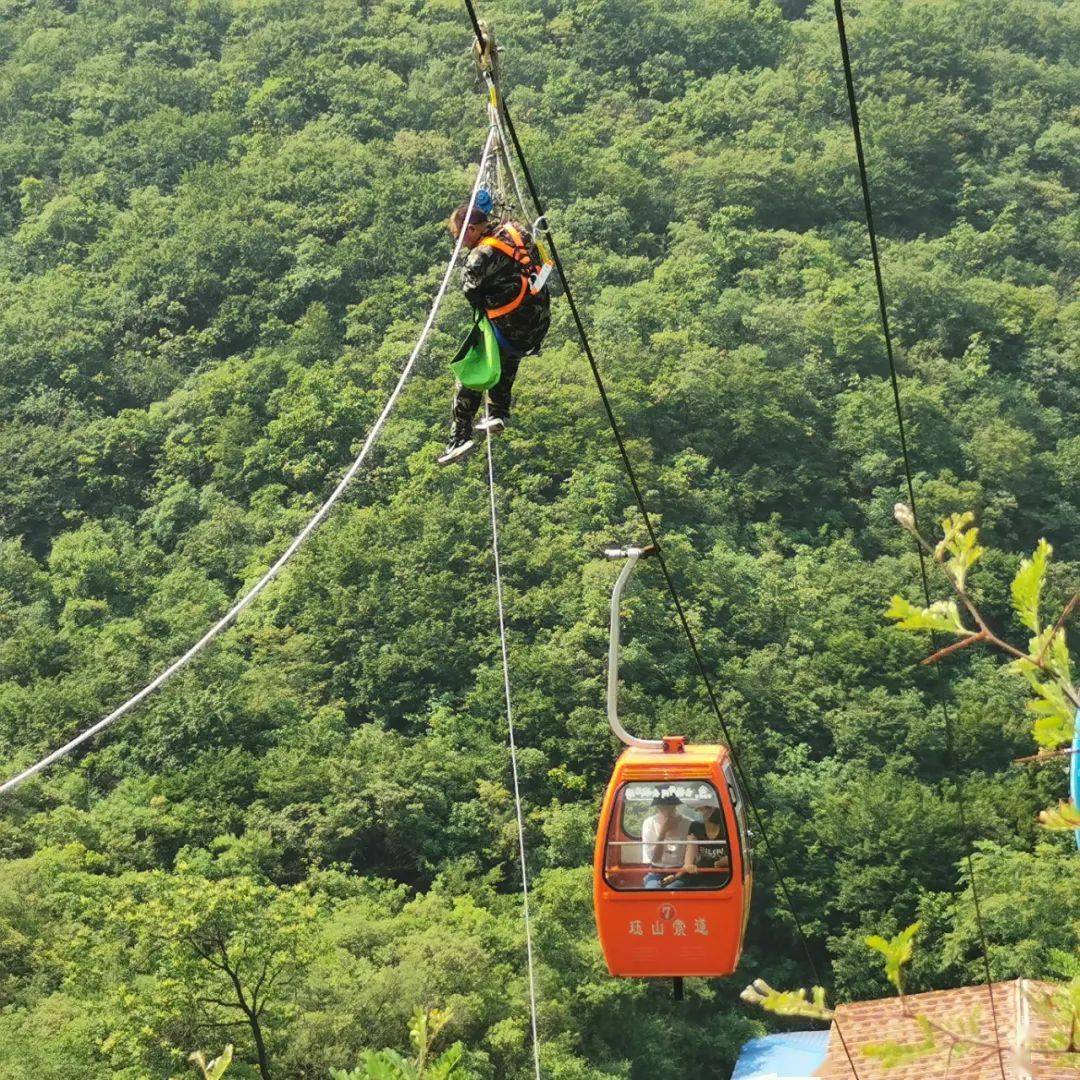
[486,275,529,319]
[482,237,527,263]
[480,223,538,320]
[480,225,533,267]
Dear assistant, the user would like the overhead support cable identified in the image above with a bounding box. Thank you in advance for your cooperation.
[483,408,543,1080]
[0,126,498,796]
[830,1,1006,1073]
[460,6,860,1074]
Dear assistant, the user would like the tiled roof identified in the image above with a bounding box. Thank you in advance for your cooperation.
[814,980,1079,1080]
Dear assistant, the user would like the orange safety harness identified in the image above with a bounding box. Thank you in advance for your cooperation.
[479,222,546,319]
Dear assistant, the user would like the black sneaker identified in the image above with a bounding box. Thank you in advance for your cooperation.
[437,431,476,465]
[474,414,507,435]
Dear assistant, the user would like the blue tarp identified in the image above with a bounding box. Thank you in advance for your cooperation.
[730,1030,830,1079]
[1071,707,1079,852]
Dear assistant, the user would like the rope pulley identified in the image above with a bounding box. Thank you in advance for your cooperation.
[471,19,500,94]
[470,21,554,290]
[471,21,503,213]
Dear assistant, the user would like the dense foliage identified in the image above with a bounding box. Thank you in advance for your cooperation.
[0,0,1077,1075]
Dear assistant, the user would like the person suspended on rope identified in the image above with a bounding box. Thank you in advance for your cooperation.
[437,204,551,465]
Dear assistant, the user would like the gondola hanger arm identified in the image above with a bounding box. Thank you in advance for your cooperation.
[604,545,664,750]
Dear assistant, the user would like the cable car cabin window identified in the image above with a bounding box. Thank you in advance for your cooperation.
[723,762,751,881]
[603,780,732,892]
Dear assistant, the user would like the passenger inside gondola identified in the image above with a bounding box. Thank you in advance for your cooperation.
[661,806,729,889]
[604,782,732,890]
[642,792,691,888]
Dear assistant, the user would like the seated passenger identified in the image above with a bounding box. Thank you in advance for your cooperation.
[642,793,691,888]
[662,807,728,888]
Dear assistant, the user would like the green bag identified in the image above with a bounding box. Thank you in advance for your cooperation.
[449,315,501,391]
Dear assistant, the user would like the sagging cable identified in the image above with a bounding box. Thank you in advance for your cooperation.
[0,126,497,796]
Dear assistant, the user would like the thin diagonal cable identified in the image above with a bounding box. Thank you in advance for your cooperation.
[484,406,543,1080]
[831,1,1006,1072]
[0,126,497,796]
[460,6,860,1075]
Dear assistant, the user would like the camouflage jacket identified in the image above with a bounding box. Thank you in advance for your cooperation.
[461,220,551,354]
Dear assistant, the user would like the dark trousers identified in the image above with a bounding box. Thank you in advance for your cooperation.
[453,355,522,429]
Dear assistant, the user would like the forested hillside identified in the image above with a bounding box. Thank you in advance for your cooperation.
[0,0,1078,1075]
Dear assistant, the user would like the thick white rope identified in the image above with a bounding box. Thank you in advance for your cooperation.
[0,127,497,796]
[483,408,542,1080]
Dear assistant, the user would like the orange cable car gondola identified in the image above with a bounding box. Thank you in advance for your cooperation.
[593,546,753,986]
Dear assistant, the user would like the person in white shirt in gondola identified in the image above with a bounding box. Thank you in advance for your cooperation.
[641,791,691,888]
